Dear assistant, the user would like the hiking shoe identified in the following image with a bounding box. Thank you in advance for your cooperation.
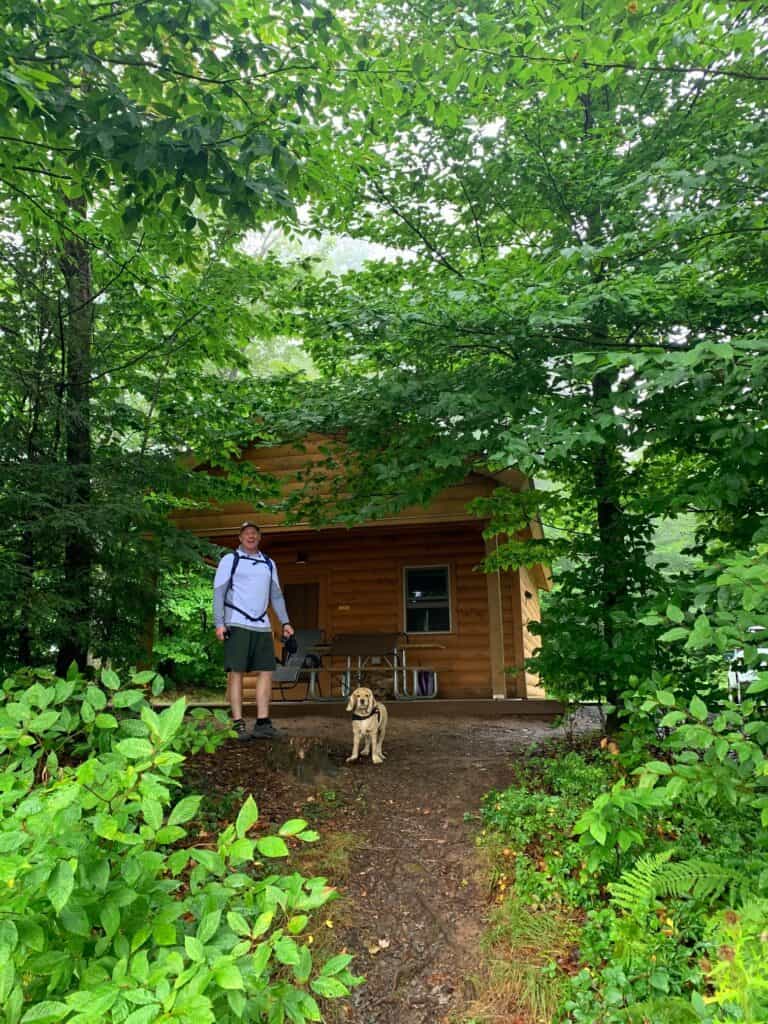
[232,718,251,742]
[251,720,283,740]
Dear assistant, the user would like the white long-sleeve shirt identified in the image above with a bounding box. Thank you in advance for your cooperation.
[213,547,289,632]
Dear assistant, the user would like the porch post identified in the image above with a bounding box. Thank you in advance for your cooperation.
[508,571,528,698]
[484,537,507,699]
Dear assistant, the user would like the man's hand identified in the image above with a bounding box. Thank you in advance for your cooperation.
[282,623,295,639]
[216,626,227,642]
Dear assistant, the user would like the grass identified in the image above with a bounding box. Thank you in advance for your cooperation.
[457,894,581,1024]
[297,828,366,885]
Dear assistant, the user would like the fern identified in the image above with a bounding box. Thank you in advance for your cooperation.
[609,850,673,913]
[621,995,700,1023]
[654,859,741,903]
[610,854,742,914]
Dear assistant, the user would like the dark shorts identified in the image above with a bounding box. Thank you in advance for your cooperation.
[224,627,276,673]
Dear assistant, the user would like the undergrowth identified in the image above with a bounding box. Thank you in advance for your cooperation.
[461,681,768,1023]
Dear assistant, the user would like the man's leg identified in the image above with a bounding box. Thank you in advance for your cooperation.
[251,669,282,739]
[254,670,272,720]
[227,670,250,740]
[228,671,244,721]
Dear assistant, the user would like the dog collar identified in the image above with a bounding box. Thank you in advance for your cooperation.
[352,707,380,721]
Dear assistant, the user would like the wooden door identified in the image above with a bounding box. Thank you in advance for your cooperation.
[283,582,320,631]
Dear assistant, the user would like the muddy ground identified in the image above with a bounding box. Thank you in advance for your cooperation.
[184,711,599,1024]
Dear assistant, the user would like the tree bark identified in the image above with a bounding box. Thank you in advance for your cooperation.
[56,200,93,675]
[591,368,628,718]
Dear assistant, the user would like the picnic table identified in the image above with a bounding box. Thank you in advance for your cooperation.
[305,633,441,700]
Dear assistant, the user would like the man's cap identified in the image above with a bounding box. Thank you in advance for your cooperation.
[238,521,261,533]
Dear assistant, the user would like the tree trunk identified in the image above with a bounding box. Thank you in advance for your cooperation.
[56,201,93,676]
[591,368,628,720]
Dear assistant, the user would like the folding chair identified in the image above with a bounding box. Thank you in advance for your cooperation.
[272,629,323,700]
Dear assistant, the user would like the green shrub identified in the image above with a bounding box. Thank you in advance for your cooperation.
[480,751,616,907]
[476,675,768,1023]
[154,566,224,689]
[0,666,362,1024]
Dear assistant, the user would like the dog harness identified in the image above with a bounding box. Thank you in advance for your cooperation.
[352,706,382,721]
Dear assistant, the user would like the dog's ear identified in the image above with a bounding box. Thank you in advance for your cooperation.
[345,692,356,712]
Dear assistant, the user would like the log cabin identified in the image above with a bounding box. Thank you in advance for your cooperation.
[171,435,551,703]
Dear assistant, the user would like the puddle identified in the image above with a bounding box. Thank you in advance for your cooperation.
[263,737,342,784]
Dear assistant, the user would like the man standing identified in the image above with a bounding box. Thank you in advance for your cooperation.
[213,522,294,740]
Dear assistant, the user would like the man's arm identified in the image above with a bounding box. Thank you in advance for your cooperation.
[269,567,293,634]
[213,553,234,633]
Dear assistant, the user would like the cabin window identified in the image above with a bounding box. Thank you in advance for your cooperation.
[404,566,451,633]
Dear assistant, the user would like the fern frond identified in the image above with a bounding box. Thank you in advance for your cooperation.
[609,850,673,913]
[621,995,700,1023]
[655,859,740,903]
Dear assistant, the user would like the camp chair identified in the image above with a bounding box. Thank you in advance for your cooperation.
[272,629,323,700]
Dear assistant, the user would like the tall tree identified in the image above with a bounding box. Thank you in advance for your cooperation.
[0,0,345,670]
[278,0,768,705]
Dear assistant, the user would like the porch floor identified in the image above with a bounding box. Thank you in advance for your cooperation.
[156,692,565,718]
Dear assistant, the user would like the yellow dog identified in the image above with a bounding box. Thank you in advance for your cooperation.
[345,687,388,765]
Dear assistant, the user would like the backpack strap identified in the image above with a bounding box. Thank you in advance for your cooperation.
[224,550,274,624]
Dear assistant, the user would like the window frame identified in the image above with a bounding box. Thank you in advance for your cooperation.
[403,564,453,635]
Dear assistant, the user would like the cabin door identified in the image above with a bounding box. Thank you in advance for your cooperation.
[283,582,320,631]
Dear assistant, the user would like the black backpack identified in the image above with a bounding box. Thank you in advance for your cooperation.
[223,550,274,624]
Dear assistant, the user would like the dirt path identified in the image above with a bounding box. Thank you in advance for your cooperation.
[185,713,597,1024]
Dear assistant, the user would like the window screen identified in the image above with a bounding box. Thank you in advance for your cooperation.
[405,566,451,633]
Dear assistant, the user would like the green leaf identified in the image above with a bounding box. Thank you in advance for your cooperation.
[659,710,685,727]
[142,797,164,831]
[297,829,320,843]
[256,835,290,858]
[133,670,162,686]
[251,911,274,937]
[0,920,18,956]
[124,1007,161,1024]
[589,820,608,845]
[85,687,107,710]
[168,794,201,827]
[649,968,670,992]
[48,861,75,912]
[665,604,685,623]
[101,669,121,690]
[294,944,313,984]
[213,963,244,990]
[278,818,308,837]
[287,915,309,935]
[746,677,768,695]
[658,627,689,643]
[197,910,221,944]
[185,935,206,962]
[689,695,708,722]
[320,953,354,976]
[21,1003,70,1023]
[274,936,301,966]
[298,994,322,1021]
[0,961,16,1004]
[95,713,119,729]
[155,825,187,844]
[252,941,272,975]
[158,699,187,743]
[311,976,350,998]
[100,904,120,937]
[116,738,154,759]
[235,795,259,837]
[226,911,251,937]
[111,689,145,708]
[153,921,177,946]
